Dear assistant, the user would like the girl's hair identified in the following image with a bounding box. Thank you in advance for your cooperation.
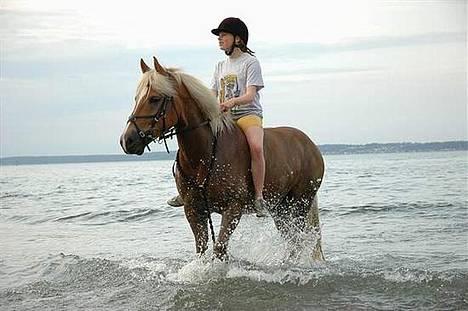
[236,38,255,56]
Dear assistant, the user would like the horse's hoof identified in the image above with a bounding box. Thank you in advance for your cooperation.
[312,247,325,261]
[167,195,184,207]
[212,253,229,261]
[254,198,269,217]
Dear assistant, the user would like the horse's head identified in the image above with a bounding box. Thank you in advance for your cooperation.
[120,57,179,155]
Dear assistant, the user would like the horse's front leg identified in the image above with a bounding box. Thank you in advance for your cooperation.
[184,205,208,255]
[214,205,242,260]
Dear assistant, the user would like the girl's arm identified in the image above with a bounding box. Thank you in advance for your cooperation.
[220,86,257,111]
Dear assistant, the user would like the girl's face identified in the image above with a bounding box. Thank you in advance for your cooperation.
[218,31,235,51]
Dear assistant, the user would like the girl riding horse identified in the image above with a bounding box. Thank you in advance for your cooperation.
[120,18,325,261]
[168,17,268,217]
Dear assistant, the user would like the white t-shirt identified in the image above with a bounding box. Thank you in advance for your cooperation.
[211,53,264,119]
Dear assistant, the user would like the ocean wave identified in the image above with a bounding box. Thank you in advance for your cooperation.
[0,192,33,200]
[2,253,467,310]
[51,207,168,225]
[2,204,182,225]
[337,201,459,216]
[54,212,93,222]
[161,255,468,288]
[8,253,466,288]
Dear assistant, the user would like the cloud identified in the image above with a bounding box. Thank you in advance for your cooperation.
[3,0,466,49]
[1,1,466,156]
[329,32,466,52]
[0,8,104,45]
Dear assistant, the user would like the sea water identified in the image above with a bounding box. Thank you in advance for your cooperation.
[0,151,467,310]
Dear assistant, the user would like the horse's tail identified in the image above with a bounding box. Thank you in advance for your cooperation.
[307,195,325,261]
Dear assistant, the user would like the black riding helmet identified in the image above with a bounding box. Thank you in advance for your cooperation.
[211,17,249,46]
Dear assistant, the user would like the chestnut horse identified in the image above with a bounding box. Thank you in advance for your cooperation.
[120,57,325,261]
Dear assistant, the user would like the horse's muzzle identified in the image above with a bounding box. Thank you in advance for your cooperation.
[120,127,146,155]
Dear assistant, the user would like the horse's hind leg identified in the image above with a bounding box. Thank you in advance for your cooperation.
[271,195,307,261]
[307,195,325,261]
[272,194,324,262]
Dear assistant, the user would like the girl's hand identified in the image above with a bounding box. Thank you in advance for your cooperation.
[220,99,236,112]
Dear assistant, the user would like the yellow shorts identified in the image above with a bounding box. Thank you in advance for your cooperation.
[236,115,263,132]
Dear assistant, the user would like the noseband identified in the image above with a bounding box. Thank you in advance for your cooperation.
[126,95,174,152]
[126,95,211,153]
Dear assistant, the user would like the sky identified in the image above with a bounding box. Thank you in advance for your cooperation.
[1,0,466,157]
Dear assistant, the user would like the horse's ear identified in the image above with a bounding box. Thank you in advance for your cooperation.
[153,56,168,75]
[140,58,150,73]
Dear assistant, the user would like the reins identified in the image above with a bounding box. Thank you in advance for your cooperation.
[128,94,219,247]
[173,135,218,247]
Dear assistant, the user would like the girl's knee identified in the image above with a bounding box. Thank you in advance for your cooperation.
[249,143,264,158]
[245,126,264,158]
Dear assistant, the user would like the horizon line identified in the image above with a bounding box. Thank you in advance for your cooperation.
[1,140,466,160]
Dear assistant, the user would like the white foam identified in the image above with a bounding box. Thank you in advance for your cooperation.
[225,264,319,285]
[166,256,229,283]
[383,268,434,283]
[161,255,323,286]
[161,216,325,285]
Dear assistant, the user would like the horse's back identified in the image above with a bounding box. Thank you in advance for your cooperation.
[215,125,324,202]
[264,126,321,158]
[265,126,316,148]
[264,126,324,184]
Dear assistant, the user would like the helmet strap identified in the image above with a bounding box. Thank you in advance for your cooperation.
[225,42,239,56]
[225,44,234,56]
[225,36,240,56]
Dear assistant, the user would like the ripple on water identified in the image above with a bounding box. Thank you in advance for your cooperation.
[1,250,467,310]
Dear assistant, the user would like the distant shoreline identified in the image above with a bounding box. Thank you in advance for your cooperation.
[1,141,466,166]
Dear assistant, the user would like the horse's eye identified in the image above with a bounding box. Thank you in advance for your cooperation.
[149,96,161,104]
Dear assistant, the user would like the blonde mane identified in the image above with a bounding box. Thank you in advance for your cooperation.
[136,68,233,136]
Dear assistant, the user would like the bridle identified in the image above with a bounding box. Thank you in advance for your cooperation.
[126,95,211,153]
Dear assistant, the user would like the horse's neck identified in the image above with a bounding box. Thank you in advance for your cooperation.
[177,126,213,169]
[176,96,214,173]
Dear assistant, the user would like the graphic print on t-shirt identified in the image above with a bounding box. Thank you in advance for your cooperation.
[219,74,240,103]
